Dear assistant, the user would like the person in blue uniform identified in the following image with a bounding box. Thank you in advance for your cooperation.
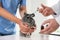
[0,0,35,35]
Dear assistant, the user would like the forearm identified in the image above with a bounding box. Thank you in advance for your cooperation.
[19,6,26,18]
[0,7,21,24]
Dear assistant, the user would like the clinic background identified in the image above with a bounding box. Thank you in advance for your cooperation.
[15,0,60,35]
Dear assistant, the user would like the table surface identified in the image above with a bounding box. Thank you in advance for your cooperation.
[0,33,60,40]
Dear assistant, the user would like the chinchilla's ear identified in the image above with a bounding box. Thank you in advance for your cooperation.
[31,13,35,17]
[24,12,27,15]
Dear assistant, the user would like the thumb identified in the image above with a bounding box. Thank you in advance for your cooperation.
[41,4,47,9]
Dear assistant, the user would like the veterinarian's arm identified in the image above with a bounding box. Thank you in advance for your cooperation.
[0,7,22,24]
[19,0,26,18]
[0,2,22,24]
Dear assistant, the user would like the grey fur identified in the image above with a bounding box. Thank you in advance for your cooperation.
[20,13,36,37]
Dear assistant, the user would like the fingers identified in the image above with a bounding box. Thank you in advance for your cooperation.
[43,27,54,34]
[29,29,34,33]
[41,25,57,34]
[21,28,35,34]
[38,7,48,16]
[38,8,44,13]
[20,25,29,34]
[40,19,59,34]
[20,26,36,34]
[38,8,49,16]
[38,4,51,16]
[20,25,30,34]
[37,4,47,13]
[29,26,36,33]
[40,24,52,34]
[41,4,47,9]
[40,25,51,33]
[40,20,51,34]
[44,22,59,34]
[42,8,48,16]
[20,30,29,34]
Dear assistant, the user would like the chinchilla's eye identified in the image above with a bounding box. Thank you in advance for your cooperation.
[27,17,29,19]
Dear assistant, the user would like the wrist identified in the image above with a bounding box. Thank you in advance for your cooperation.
[16,18,22,25]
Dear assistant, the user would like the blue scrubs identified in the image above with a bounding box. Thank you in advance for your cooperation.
[0,0,26,35]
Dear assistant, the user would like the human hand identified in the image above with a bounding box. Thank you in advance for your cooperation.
[40,19,59,34]
[38,4,55,16]
[28,26,36,34]
[19,20,36,34]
